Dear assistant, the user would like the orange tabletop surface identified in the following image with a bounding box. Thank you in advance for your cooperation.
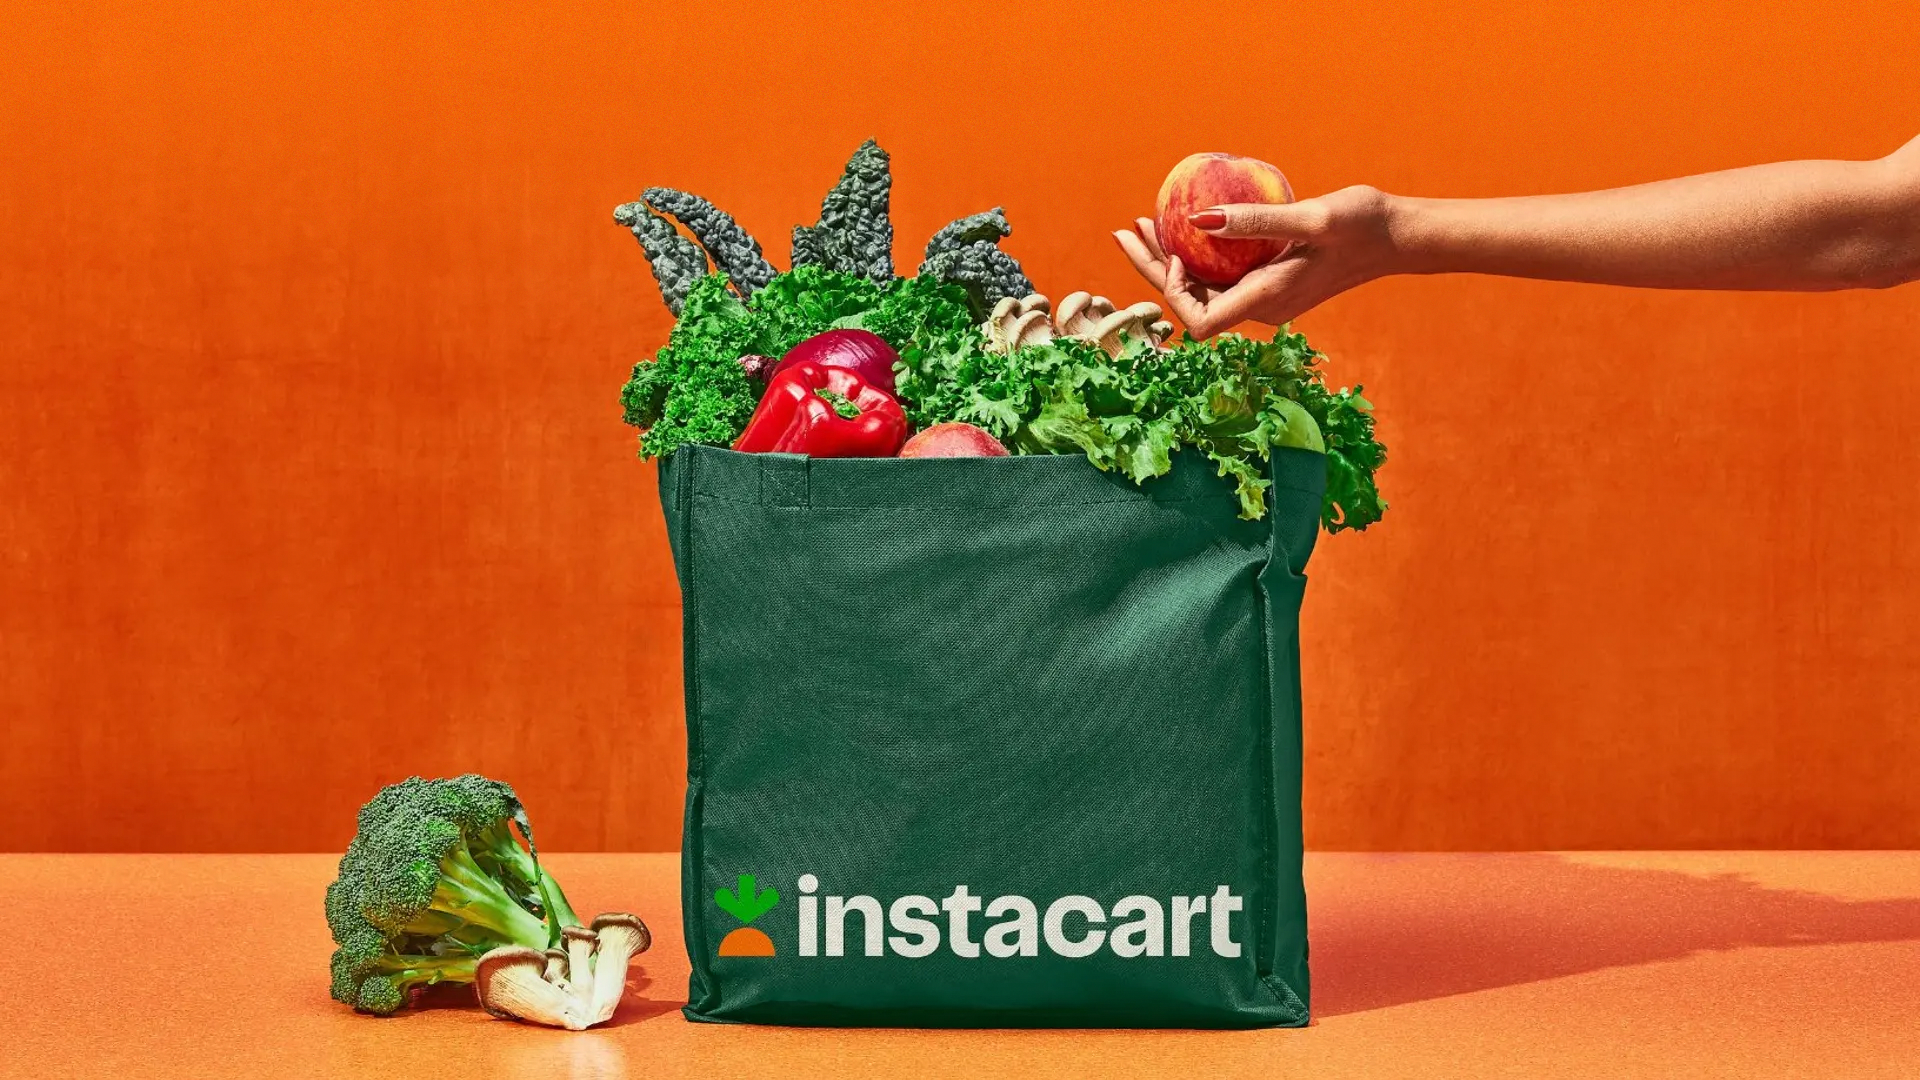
[4,852,1916,1079]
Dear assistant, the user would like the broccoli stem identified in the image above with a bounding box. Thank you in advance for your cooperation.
[408,844,553,948]
[375,953,476,986]
[473,821,581,934]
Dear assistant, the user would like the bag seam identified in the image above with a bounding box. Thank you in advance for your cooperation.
[677,451,712,1013]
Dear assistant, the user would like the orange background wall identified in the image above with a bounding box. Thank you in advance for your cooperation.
[3,2,1916,853]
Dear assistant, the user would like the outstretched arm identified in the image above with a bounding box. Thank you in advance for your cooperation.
[1117,134,1920,338]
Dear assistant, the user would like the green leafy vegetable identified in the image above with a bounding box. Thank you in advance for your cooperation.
[642,188,776,296]
[790,139,894,283]
[918,208,1035,317]
[893,321,1379,525]
[325,775,581,1016]
[611,202,708,315]
[620,266,1386,530]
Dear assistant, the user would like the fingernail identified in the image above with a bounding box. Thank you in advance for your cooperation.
[1189,209,1227,230]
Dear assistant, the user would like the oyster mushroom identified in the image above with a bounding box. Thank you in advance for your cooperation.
[984,289,1172,355]
[589,913,653,1025]
[542,947,570,987]
[1007,309,1055,349]
[1055,292,1096,337]
[475,946,588,1030]
[562,925,598,1014]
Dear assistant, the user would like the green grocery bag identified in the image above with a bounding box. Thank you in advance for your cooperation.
[658,443,1325,1028]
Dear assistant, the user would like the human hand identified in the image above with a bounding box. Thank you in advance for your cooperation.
[1112,185,1396,339]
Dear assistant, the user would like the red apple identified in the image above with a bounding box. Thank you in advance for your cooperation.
[898,423,1009,458]
[1154,152,1296,288]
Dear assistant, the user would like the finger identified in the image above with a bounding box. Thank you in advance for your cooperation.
[1112,229,1168,290]
[1134,217,1169,262]
[1191,200,1331,241]
[1161,256,1213,334]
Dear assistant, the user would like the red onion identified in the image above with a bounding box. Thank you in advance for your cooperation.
[770,329,900,396]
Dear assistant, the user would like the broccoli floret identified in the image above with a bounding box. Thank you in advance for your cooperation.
[642,188,776,297]
[917,207,1034,317]
[614,201,710,315]
[790,139,894,284]
[325,775,581,1016]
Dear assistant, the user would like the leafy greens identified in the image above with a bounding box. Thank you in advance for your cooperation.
[620,267,1386,531]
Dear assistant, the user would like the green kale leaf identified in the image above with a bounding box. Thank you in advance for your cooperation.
[621,275,767,456]
[917,208,1035,317]
[612,202,710,315]
[642,188,776,297]
[790,140,894,284]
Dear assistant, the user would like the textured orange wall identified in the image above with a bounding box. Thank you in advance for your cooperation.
[3,2,1916,853]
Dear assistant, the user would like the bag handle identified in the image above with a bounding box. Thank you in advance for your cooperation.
[758,453,811,509]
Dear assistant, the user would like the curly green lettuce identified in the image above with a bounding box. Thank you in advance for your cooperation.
[790,140,894,283]
[621,276,764,456]
[894,320,1385,529]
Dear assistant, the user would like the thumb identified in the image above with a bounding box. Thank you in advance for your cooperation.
[1191,200,1330,240]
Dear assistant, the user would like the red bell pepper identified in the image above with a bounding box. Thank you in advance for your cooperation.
[733,361,909,457]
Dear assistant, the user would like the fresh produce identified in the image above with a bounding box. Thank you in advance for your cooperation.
[738,353,775,382]
[918,208,1036,317]
[733,361,910,457]
[983,292,1175,357]
[770,328,901,395]
[324,775,581,1016]
[790,139,896,284]
[639,188,776,296]
[612,202,708,315]
[1156,152,1297,287]
[900,422,1010,458]
[472,912,652,1030]
[475,946,579,1028]
[896,320,1375,522]
[614,140,1387,531]
[585,914,652,1024]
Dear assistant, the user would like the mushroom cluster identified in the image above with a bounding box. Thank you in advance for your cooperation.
[983,292,1175,357]
[474,913,651,1030]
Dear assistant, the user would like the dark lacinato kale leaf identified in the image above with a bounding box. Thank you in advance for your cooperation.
[613,201,710,315]
[923,208,1015,251]
[790,140,894,283]
[917,207,1034,317]
[642,188,776,297]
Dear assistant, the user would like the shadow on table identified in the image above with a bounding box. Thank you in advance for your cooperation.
[1310,853,1920,1017]
[411,970,679,1025]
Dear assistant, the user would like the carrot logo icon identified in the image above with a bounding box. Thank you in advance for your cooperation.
[715,873,779,957]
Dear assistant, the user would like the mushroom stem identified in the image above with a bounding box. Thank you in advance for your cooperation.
[475,946,589,1030]
[563,926,598,1015]
[589,914,653,1024]
[542,947,570,988]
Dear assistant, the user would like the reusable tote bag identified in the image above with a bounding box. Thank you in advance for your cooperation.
[658,443,1325,1028]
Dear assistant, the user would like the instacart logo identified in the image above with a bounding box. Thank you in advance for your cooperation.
[714,873,780,956]
[714,872,1245,960]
